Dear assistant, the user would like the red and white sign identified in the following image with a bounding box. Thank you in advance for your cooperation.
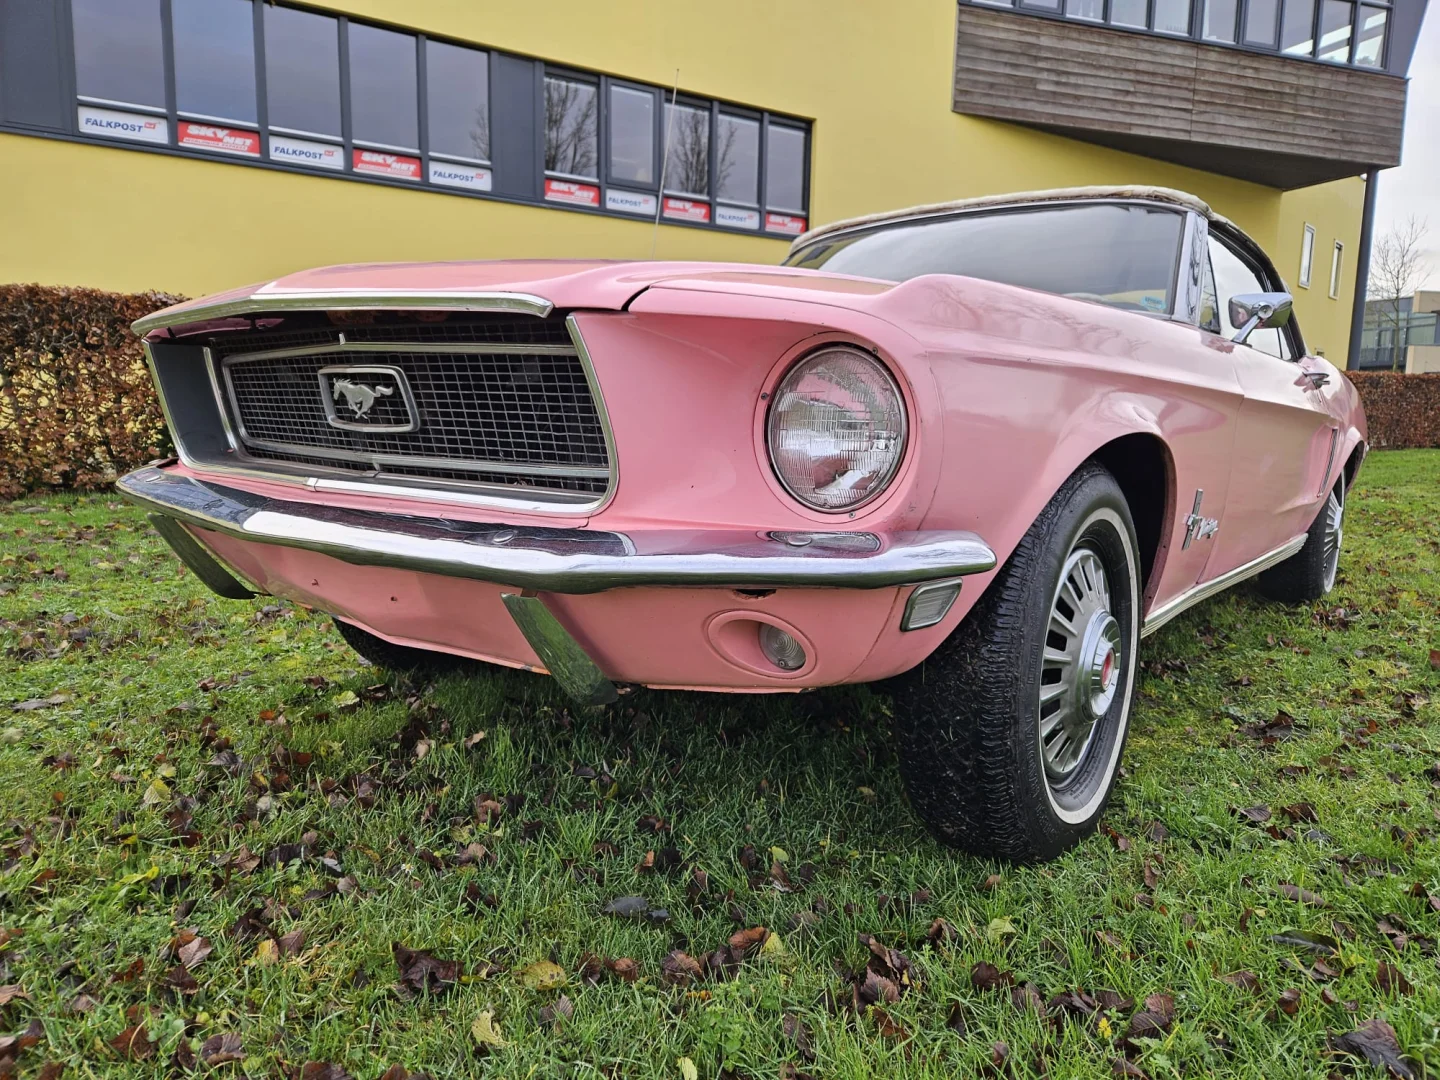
[663,197,711,223]
[716,205,761,230]
[545,179,600,207]
[177,122,260,157]
[429,160,493,192]
[269,134,343,171]
[765,212,807,235]
[353,149,421,181]
[78,105,167,145]
[605,189,658,216]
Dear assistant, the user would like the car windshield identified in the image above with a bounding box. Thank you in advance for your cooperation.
[785,202,1185,315]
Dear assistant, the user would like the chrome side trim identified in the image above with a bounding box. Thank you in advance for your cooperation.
[201,348,240,452]
[117,467,998,594]
[132,289,555,336]
[1141,533,1308,638]
[565,312,620,515]
[501,593,618,705]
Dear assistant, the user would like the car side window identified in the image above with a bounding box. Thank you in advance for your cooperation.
[1206,235,1294,360]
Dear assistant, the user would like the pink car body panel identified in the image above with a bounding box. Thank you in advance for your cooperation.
[125,225,1366,694]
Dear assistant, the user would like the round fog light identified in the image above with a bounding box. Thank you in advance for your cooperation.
[758,624,807,671]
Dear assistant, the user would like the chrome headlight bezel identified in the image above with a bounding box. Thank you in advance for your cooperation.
[764,345,909,514]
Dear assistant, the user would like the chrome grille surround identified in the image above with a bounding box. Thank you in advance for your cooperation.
[184,311,616,510]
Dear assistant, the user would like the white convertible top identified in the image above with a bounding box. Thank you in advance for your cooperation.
[788,185,1240,253]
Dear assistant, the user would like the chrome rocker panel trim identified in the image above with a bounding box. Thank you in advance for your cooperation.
[118,466,998,595]
[1141,532,1307,638]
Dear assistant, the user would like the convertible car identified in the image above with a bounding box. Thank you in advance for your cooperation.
[119,186,1365,861]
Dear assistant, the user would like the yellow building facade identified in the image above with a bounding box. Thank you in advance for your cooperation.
[0,0,1407,363]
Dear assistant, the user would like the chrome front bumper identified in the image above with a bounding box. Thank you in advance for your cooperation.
[117,467,997,593]
[117,466,997,702]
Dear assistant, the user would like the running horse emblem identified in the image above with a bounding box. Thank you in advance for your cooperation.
[331,378,393,419]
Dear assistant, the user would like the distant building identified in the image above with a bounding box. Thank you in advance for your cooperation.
[1360,291,1440,371]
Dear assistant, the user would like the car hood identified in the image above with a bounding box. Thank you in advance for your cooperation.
[133,259,896,337]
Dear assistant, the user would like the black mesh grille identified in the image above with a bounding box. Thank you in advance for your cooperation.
[205,314,610,497]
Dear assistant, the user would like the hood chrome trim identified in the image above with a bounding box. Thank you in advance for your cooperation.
[133,289,555,336]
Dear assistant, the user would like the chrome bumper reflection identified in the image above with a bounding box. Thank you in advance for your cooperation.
[117,466,997,594]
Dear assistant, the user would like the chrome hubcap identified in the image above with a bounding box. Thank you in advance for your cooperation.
[1321,490,1343,592]
[1040,547,1119,783]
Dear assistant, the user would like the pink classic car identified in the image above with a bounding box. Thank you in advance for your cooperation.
[120,186,1365,861]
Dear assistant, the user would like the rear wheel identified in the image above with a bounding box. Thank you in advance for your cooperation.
[331,618,470,676]
[887,463,1141,862]
[1256,478,1344,602]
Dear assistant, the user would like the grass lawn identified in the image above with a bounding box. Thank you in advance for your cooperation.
[0,450,1437,1080]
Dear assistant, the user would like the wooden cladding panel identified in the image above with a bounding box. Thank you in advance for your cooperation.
[953,5,1406,187]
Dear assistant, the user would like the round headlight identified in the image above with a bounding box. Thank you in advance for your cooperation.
[766,347,907,512]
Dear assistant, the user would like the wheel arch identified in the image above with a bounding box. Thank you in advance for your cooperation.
[1087,432,1177,607]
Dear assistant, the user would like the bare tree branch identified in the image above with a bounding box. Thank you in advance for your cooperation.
[1367,216,1429,372]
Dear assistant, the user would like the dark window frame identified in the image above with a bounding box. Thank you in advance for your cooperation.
[47,0,810,236]
[602,77,658,190]
[1205,222,1308,359]
[959,0,1389,67]
[423,37,491,166]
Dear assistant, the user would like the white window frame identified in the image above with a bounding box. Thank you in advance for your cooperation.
[1329,240,1344,299]
[1299,223,1315,288]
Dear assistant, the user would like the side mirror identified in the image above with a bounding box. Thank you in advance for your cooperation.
[1228,292,1293,345]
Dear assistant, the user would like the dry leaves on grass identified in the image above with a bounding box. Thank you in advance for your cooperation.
[393,944,459,998]
[1329,1019,1417,1079]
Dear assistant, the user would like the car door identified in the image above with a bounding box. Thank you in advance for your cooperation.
[1202,228,1339,579]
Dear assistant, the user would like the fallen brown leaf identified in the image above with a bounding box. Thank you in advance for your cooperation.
[199,1033,244,1066]
[1330,1019,1416,1079]
[1376,961,1414,996]
[110,1025,155,1061]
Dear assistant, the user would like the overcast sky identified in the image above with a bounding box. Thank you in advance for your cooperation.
[1374,4,1439,289]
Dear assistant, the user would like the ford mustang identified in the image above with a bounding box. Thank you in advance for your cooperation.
[119,186,1365,861]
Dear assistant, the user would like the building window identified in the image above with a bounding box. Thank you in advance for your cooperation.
[72,0,165,110]
[1110,0,1149,29]
[608,85,656,186]
[544,74,599,179]
[1317,0,1354,60]
[1203,0,1240,42]
[1329,241,1344,298]
[716,112,761,206]
[171,0,257,125]
[349,24,418,151]
[1243,0,1282,46]
[1153,0,1193,33]
[959,0,1391,66]
[54,1,809,233]
[264,6,341,139]
[1354,5,1388,64]
[766,124,807,211]
[1299,223,1315,287]
[663,101,711,197]
[426,41,490,163]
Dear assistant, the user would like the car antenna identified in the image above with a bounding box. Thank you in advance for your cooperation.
[651,70,680,261]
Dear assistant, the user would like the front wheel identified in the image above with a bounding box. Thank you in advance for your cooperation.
[887,463,1141,862]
